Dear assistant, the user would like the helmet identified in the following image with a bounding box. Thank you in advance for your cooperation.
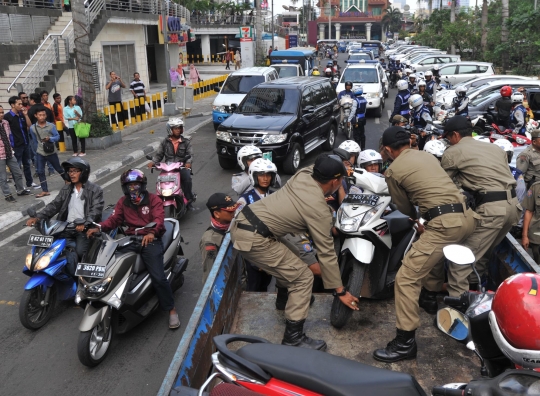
[417,79,426,87]
[327,61,333,67]
[237,145,263,171]
[333,59,338,63]
[489,273,540,370]
[120,169,147,196]
[404,68,412,74]
[166,117,184,136]
[511,92,524,104]
[338,140,361,163]
[424,70,433,78]
[313,66,319,70]
[455,86,468,97]
[312,70,320,76]
[433,65,440,71]
[359,149,383,171]
[248,158,277,188]
[354,87,364,96]
[423,140,446,158]
[61,157,91,183]
[408,94,424,110]
[493,138,514,162]
[409,73,417,80]
[396,58,401,62]
[473,135,491,143]
[500,85,512,98]
[345,80,353,88]
[397,80,409,91]
[325,68,333,74]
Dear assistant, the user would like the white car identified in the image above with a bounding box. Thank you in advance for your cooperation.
[336,60,387,117]
[437,62,495,86]
[409,54,461,72]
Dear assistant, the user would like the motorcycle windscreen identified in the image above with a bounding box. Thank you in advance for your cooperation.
[352,171,389,195]
[84,239,119,267]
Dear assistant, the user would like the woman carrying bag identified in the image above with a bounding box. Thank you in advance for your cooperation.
[189,64,200,86]
[63,95,85,157]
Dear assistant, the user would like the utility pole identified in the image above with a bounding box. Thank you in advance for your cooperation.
[271,0,274,50]
[161,0,173,103]
[72,0,97,119]
[255,0,264,64]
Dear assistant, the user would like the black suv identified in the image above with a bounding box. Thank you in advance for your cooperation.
[215,77,339,174]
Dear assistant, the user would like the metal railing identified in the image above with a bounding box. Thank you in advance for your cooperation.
[86,0,105,26]
[16,0,63,10]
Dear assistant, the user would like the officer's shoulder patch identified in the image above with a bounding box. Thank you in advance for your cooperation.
[528,189,533,197]
[385,168,393,177]
[205,243,218,259]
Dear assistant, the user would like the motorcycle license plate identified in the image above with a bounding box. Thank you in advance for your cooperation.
[157,175,176,182]
[491,133,506,140]
[27,234,54,248]
[75,263,106,279]
[342,194,380,206]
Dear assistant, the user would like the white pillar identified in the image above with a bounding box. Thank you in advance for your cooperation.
[318,23,325,40]
[381,24,386,42]
[201,34,211,62]
[334,23,341,41]
[365,23,372,41]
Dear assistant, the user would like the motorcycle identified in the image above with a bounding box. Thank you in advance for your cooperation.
[74,219,188,367]
[339,96,354,139]
[147,154,195,220]
[330,170,418,328]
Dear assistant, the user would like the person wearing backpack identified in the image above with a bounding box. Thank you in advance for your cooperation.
[31,107,66,198]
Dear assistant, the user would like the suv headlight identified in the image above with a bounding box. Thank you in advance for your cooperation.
[366,93,379,99]
[213,105,226,113]
[216,131,231,142]
[262,134,287,144]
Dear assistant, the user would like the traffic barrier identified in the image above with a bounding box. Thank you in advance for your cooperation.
[115,103,124,130]
[129,100,137,124]
[146,95,152,119]
[109,104,118,131]
[152,94,158,118]
[139,96,147,121]
[56,121,66,152]
[157,92,163,116]
[123,102,130,126]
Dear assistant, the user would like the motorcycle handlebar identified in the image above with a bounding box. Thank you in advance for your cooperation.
[443,296,463,307]
[431,386,464,396]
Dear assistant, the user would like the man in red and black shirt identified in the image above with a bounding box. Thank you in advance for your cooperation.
[87,169,180,329]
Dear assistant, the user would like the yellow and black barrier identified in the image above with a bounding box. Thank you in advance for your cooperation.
[56,121,66,152]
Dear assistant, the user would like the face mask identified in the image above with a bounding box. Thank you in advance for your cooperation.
[127,183,144,204]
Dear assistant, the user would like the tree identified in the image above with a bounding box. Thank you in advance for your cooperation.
[382,6,402,34]
[481,0,488,55]
[501,0,509,72]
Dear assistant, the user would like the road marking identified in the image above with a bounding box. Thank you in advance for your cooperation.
[375,118,380,124]
[387,110,392,119]
[0,227,31,249]
[0,300,18,306]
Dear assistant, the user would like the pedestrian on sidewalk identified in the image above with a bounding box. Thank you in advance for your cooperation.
[176,64,186,86]
[18,92,30,111]
[63,95,85,157]
[4,96,38,190]
[235,50,241,70]
[29,93,54,125]
[52,93,67,140]
[130,72,147,118]
[225,50,231,70]
[41,90,55,122]
[0,105,31,203]
[106,71,126,126]
[31,108,66,198]
[189,64,200,85]
[170,67,180,88]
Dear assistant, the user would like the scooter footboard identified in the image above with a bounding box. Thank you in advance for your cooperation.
[79,304,111,332]
[342,238,375,264]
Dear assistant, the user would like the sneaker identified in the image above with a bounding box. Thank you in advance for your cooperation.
[17,189,32,196]
[72,153,78,157]
[78,153,86,157]
[5,195,16,203]
[31,183,41,190]
[169,312,181,329]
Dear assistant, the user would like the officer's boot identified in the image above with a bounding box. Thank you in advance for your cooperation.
[275,287,315,310]
[418,287,438,315]
[281,319,327,351]
[372,328,417,363]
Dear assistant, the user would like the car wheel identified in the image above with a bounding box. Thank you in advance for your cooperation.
[283,144,301,175]
[218,156,237,170]
[322,124,336,151]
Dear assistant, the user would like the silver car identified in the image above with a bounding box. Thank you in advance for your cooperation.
[441,79,540,106]
[410,54,461,72]
[438,75,530,103]
[437,62,495,85]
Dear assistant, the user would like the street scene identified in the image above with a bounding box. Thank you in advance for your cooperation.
[1,0,540,395]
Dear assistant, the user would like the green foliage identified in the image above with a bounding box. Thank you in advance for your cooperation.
[88,112,113,138]
[382,7,403,34]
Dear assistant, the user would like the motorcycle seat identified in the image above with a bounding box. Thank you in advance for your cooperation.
[236,343,426,396]
[162,220,175,250]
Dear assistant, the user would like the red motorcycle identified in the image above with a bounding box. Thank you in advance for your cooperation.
[484,113,531,147]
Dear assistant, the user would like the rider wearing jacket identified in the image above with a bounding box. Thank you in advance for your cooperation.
[495,86,513,128]
[149,117,194,203]
[348,87,368,151]
[424,71,437,103]
[88,169,181,329]
[391,80,411,121]
[337,81,355,101]
[452,86,469,116]
[511,92,527,135]
[409,94,433,150]
[407,73,418,93]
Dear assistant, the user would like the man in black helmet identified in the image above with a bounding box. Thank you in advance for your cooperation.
[230,154,359,351]
[26,157,104,274]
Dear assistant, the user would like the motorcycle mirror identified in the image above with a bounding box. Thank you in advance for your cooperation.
[466,341,476,351]
[436,307,471,342]
[488,105,495,111]
[144,222,157,228]
[146,155,153,161]
[27,208,37,218]
[443,245,475,266]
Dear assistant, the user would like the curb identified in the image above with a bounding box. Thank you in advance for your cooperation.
[4,119,213,229]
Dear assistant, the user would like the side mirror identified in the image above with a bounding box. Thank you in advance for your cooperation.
[230,103,238,112]
[146,155,153,161]
[27,208,37,218]
[436,306,471,342]
[214,86,220,93]
[303,106,315,114]
[443,244,482,292]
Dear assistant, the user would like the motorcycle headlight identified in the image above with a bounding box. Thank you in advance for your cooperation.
[337,207,362,233]
[85,277,112,296]
[162,189,173,197]
[262,133,287,144]
[213,105,226,113]
[216,131,231,142]
[25,253,32,269]
[35,246,61,270]
[516,136,527,145]
[360,203,385,227]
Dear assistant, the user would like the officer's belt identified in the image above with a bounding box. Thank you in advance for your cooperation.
[423,203,464,222]
[475,188,516,206]
[238,205,274,238]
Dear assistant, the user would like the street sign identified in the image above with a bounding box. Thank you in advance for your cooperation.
[289,34,298,48]
[240,26,253,40]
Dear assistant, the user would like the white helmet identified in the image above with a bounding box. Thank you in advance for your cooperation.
[359,149,383,171]
[397,80,409,91]
[511,92,524,104]
[166,117,184,135]
[237,145,263,171]
[404,68,412,74]
[473,135,491,143]
[325,68,333,74]
[338,140,361,163]
[408,94,424,110]
[409,73,417,80]
[248,158,277,188]
[455,86,468,97]
[424,70,433,77]
[423,140,446,158]
[493,138,514,163]
[417,79,426,87]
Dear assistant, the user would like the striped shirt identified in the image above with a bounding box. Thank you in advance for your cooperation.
[130,79,146,97]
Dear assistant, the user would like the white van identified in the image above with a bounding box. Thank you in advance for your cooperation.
[212,67,279,131]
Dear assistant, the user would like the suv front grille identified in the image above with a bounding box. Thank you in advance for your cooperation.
[228,131,267,145]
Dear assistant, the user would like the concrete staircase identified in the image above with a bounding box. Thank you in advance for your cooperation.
[0,12,73,104]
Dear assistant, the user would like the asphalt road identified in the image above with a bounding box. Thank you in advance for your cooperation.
[0,54,397,396]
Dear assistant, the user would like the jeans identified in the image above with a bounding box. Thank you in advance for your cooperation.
[36,153,65,192]
[121,240,175,311]
[0,156,25,196]
[67,128,86,154]
[353,120,366,151]
[180,168,193,200]
[65,233,90,275]
[13,144,33,187]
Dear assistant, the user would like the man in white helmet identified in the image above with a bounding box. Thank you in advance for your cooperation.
[231,146,282,195]
[359,149,383,174]
[391,80,411,122]
[423,71,437,103]
[401,68,412,81]
[510,92,527,136]
[423,139,446,161]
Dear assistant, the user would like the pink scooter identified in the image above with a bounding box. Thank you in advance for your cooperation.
[146,155,192,220]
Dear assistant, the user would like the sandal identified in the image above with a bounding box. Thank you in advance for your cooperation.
[36,192,51,198]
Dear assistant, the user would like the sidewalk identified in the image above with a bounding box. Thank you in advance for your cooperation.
[0,95,216,229]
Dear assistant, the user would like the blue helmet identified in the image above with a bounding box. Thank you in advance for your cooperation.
[354,87,364,96]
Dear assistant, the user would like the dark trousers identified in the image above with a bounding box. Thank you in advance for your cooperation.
[65,233,90,275]
[109,101,125,125]
[36,153,65,192]
[225,60,230,70]
[245,260,272,292]
[68,128,86,153]
[180,168,193,200]
[122,240,175,311]
[13,144,33,187]
[353,120,366,151]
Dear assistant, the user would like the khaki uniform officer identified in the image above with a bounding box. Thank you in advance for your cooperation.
[521,181,540,263]
[517,130,540,187]
[230,154,359,351]
[439,116,519,297]
[373,126,476,364]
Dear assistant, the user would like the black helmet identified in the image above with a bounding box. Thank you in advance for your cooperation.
[61,157,91,183]
[345,81,353,88]
[120,169,147,196]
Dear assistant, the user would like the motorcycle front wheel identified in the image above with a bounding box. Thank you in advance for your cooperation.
[78,319,113,367]
[19,284,57,330]
[330,255,366,329]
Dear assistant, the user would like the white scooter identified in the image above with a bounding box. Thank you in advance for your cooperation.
[331,170,419,328]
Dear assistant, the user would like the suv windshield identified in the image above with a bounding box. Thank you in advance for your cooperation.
[349,54,372,61]
[221,75,265,94]
[342,68,379,84]
[272,66,298,78]
[239,88,299,115]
